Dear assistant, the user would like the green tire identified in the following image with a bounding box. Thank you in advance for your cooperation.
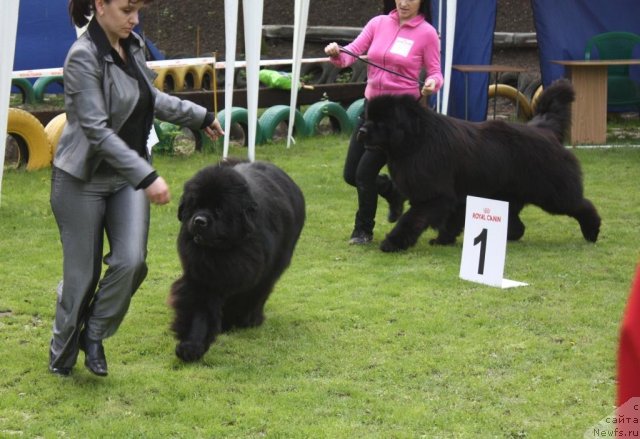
[346,98,366,131]
[303,101,352,136]
[258,105,308,142]
[217,107,266,146]
[33,75,64,103]
[11,78,36,104]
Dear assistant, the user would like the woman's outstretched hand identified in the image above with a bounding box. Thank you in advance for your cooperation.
[203,118,224,142]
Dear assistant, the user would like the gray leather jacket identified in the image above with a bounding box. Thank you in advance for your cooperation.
[54,20,207,186]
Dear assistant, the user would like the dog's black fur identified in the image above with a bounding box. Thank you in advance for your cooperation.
[359,79,601,252]
[169,159,305,361]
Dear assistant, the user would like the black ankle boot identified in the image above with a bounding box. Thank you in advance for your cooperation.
[49,347,72,376]
[80,333,108,377]
[49,364,72,376]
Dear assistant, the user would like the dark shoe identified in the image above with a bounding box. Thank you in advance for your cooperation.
[49,365,72,376]
[349,230,373,245]
[385,191,405,223]
[80,335,108,377]
[49,347,72,376]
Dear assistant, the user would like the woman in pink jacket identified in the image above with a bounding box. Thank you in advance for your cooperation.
[325,0,443,244]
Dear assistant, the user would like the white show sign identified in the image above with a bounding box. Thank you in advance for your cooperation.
[459,196,528,289]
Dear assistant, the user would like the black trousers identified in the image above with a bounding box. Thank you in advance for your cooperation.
[343,111,395,234]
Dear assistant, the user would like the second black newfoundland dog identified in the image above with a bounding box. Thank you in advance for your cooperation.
[359,79,601,252]
[169,159,305,362]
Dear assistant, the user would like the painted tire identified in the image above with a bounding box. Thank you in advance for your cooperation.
[217,107,266,146]
[11,78,36,104]
[33,75,64,102]
[44,112,67,155]
[346,98,366,129]
[152,67,168,89]
[258,105,308,141]
[163,67,187,92]
[303,101,352,136]
[157,121,208,155]
[197,64,222,90]
[182,65,202,90]
[487,84,532,120]
[530,85,544,112]
[7,108,52,170]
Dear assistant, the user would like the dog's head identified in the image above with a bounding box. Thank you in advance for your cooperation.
[358,94,428,159]
[178,164,257,249]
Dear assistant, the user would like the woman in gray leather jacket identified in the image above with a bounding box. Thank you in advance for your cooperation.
[48,0,223,377]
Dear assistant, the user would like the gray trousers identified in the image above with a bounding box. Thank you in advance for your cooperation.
[49,165,150,369]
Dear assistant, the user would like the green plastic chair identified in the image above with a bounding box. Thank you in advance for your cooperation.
[584,31,640,109]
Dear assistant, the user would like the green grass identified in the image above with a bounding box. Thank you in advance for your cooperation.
[0,137,639,438]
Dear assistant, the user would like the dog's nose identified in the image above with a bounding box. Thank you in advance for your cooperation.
[193,215,208,228]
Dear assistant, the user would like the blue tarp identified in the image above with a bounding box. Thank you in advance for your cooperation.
[532,0,640,111]
[13,0,163,76]
[13,0,77,72]
[434,0,497,121]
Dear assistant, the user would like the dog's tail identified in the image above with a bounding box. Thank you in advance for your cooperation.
[528,79,575,143]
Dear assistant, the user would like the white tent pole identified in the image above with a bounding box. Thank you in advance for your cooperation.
[223,0,239,159]
[441,0,456,115]
[286,0,309,148]
[0,0,21,206]
[242,0,264,162]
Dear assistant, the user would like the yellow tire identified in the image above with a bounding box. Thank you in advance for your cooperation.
[196,64,221,90]
[530,85,544,113]
[7,108,52,170]
[44,112,67,156]
[162,66,187,92]
[182,65,202,90]
[152,67,168,90]
[487,84,532,120]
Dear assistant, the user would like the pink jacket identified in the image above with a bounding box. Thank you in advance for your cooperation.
[329,10,443,100]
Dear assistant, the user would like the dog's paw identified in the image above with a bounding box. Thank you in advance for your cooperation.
[380,238,403,253]
[240,311,265,328]
[507,224,525,241]
[429,236,456,246]
[175,341,207,362]
[579,216,600,243]
[581,225,600,243]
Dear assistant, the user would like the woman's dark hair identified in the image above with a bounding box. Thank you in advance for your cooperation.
[68,0,154,27]
[68,0,94,27]
[383,0,433,24]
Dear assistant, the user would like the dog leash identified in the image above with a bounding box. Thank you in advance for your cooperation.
[339,46,425,88]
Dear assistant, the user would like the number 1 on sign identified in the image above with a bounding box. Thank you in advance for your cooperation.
[474,228,488,274]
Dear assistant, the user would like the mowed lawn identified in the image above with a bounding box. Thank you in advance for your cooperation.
[0,135,638,438]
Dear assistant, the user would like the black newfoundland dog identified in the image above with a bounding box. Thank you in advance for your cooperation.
[169,159,305,362]
[359,79,601,252]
